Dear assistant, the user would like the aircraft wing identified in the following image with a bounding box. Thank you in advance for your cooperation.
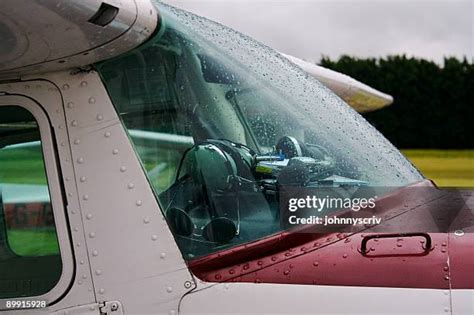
[128,130,194,150]
[0,0,157,79]
[282,53,393,113]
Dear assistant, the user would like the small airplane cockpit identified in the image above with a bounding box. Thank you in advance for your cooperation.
[96,4,422,258]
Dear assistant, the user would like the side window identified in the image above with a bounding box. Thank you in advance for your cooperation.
[0,106,62,299]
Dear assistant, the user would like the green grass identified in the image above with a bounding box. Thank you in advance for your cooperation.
[402,150,474,187]
[1,146,57,256]
[7,229,59,256]
[0,147,47,185]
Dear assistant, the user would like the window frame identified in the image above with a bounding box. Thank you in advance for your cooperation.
[0,95,73,308]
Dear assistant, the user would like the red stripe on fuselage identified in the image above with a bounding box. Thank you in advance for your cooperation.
[189,184,474,289]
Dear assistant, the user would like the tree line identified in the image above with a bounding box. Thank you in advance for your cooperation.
[319,55,473,149]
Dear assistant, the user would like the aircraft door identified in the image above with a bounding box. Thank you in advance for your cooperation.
[0,91,94,313]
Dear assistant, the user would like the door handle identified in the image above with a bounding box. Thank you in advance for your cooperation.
[360,233,432,255]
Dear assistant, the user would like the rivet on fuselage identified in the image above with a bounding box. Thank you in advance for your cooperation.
[128,183,135,189]
[77,157,84,164]
[67,102,74,108]
[120,166,127,172]
[143,217,150,224]
[95,270,102,276]
[160,253,166,259]
[166,287,173,293]
[62,84,70,90]
[136,200,143,206]
[89,232,96,238]
[80,81,88,87]
[92,250,99,257]
[151,235,158,241]
[113,149,119,155]
[96,114,103,121]
[74,139,81,145]
[86,213,93,220]
[89,97,96,104]
[105,132,111,138]
[80,177,87,182]
[71,120,78,127]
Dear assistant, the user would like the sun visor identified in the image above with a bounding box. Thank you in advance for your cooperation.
[0,0,158,78]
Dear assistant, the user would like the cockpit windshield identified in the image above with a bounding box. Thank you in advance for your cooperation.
[96,3,423,259]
